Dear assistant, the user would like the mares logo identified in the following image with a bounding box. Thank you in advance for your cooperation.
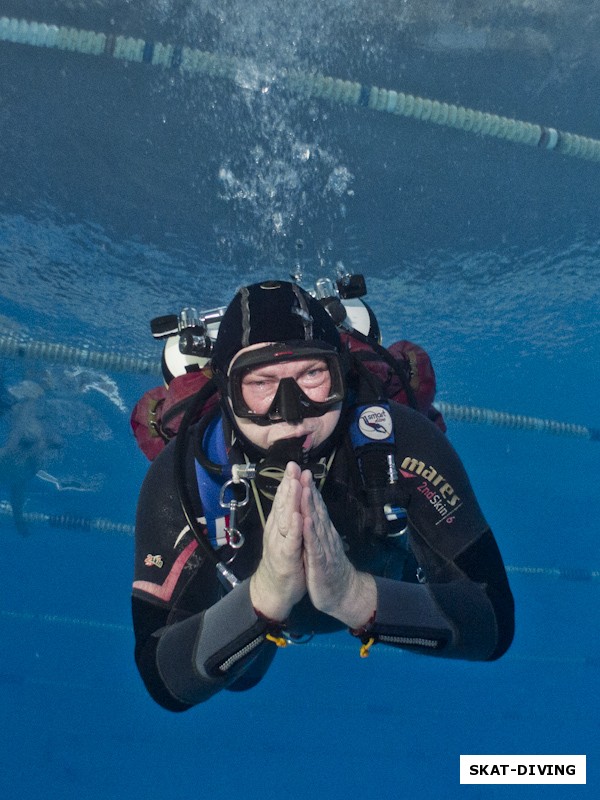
[358,405,393,440]
[400,456,462,525]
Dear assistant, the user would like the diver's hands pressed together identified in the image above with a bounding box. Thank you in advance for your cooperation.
[300,469,377,630]
[250,461,376,630]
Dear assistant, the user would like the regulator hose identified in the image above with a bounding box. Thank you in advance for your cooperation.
[173,377,240,589]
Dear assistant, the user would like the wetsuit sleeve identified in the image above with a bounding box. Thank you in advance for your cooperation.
[361,405,514,661]
[132,439,277,711]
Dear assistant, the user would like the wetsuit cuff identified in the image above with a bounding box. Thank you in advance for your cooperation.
[194,578,279,679]
[154,579,281,706]
[349,610,377,638]
[357,576,455,654]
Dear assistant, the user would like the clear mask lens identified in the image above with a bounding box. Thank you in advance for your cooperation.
[228,343,345,425]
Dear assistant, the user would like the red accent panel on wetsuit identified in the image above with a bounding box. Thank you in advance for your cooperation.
[133,540,198,603]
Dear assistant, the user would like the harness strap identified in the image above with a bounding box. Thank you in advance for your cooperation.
[194,416,230,547]
[348,401,410,541]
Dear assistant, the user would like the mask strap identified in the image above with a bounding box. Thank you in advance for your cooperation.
[291,284,314,340]
[240,286,252,348]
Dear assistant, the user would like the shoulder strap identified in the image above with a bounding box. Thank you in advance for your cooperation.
[194,416,230,548]
[345,329,419,409]
[347,401,409,541]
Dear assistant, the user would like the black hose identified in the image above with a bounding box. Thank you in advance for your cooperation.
[193,405,231,477]
[173,379,222,570]
[346,328,419,409]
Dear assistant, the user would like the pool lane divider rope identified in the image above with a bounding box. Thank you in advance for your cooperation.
[9,501,598,589]
[0,501,134,536]
[0,504,598,582]
[2,16,600,162]
[1,333,597,440]
[0,608,596,669]
[0,332,161,376]
[434,401,599,442]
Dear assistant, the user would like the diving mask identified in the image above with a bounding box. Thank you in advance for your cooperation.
[227,342,345,426]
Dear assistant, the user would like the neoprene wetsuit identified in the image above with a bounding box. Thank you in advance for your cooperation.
[133,401,514,711]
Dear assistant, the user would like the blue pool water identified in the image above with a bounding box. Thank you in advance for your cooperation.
[1,2,598,798]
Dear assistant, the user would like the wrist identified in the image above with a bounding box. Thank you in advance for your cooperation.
[332,571,377,630]
[349,610,376,637]
[249,573,293,624]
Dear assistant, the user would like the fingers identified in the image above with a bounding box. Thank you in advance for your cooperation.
[278,466,366,625]
[252,462,307,620]
[266,462,303,544]
[300,472,334,544]
[302,503,353,618]
[301,483,343,566]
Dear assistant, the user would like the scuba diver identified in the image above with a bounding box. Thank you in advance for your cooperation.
[132,280,514,711]
[0,381,64,535]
